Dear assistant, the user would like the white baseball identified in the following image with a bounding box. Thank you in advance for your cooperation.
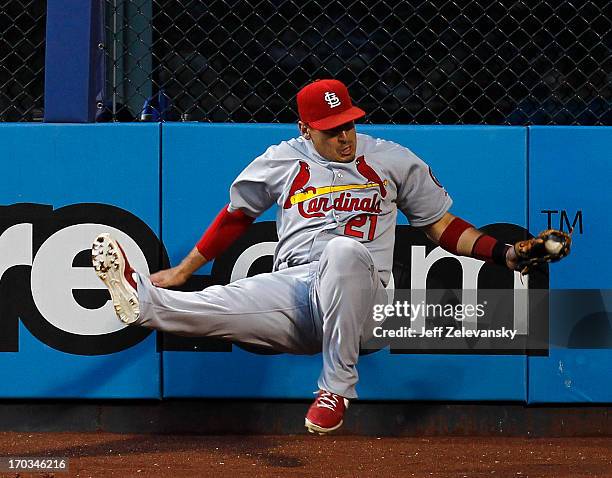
[544,238,564,254]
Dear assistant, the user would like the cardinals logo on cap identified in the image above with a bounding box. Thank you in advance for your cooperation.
[297,79,365,130]
[324,92,341,108]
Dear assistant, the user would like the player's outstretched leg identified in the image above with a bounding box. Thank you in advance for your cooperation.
[92,233,140,324]
[305,237,386,434]
[92,233,319,355]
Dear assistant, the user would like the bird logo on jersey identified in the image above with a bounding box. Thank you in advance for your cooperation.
[355,155,387,198]
[283,157,388,219]
[283,161,311,209]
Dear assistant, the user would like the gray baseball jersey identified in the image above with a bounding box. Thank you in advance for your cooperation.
[229,133,453,285]
[131,132,453,399]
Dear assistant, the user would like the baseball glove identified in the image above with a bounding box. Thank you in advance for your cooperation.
[514,229,572,275]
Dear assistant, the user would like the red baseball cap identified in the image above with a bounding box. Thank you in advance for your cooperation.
[297,79,365,130]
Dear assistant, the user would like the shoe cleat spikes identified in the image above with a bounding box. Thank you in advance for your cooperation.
[91,233,140,324]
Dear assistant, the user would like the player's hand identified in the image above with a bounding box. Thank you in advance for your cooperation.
[511,229,572,275]
[505,246,519,271]
[149,266,190,288]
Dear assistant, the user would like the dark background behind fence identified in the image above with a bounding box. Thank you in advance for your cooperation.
[2,1,610,124]
[103,0,610,124]
[0,0,46,122]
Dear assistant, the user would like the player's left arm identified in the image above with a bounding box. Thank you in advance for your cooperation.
[395,151,570,273]
[420,212,518,270]
[420,212,572,273]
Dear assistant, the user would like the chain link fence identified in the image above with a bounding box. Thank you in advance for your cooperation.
[0,1,609,124]
[102,0,611,124]
[0,0,46,122]
[109,0,609,124]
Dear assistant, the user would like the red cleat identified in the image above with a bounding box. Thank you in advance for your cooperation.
[305,390,349,434]
[92,233,139,324]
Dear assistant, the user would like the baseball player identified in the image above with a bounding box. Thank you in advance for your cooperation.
[92,79,570,434]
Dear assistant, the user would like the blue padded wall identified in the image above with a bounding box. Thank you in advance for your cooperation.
[528,126,612,403]
[0,124,161,398]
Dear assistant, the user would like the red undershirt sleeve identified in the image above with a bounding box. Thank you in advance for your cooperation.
[438,217,510,267]
[196,205,256,260]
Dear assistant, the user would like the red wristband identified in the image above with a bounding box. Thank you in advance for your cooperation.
[472,234,497,261]
[439,217,473,255]
[472,234,510,266]
[196,205,255,260]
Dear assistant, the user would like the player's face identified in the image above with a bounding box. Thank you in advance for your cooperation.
[302,121,357,163]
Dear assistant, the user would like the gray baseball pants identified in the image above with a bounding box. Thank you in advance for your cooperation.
[134,237,387,399]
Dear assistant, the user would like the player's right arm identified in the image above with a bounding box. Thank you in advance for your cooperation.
[149,205,256,288]
[149,145,285,289]
[150,246,208,288]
